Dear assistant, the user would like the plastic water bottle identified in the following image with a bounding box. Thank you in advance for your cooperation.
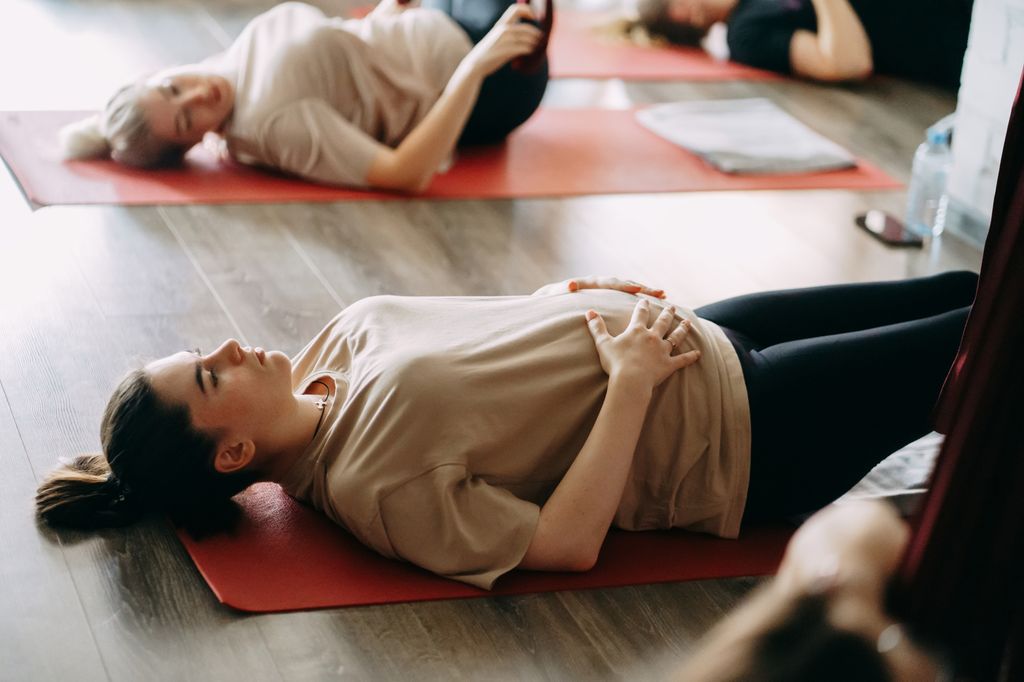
[904,127,952,237]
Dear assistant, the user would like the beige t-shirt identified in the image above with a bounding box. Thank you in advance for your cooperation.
[209,2,472,187]
[281,291,751,589]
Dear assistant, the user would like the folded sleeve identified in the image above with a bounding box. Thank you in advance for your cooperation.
[259,98,387,188]
[378,465,541,589]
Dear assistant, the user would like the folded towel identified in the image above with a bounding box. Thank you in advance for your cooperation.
[637,98,856,174]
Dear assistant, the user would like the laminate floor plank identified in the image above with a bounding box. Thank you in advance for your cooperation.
[258,200,564,300]
[0,382,109,682]
[156,204,349,352]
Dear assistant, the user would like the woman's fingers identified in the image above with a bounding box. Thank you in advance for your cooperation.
[623,279,666,298]
[499,2,537,24]
[585,310,610,343]
[665,318,692,353]
[509,25,543,47]
[571,276,619,292]
[496,24,542,59]
[565,276,665,298]
[673,349,702,369]
[628,298,651,328]
[652,305,676,337]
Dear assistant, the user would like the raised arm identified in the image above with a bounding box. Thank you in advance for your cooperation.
[790,0,873,81]
[365,4,542,192]
[519,299,701,572]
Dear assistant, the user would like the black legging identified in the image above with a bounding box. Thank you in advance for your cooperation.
[695,271,978,521]
[422,0,550,145]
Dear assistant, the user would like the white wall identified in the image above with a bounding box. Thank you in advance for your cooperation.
[947,0,1024,244]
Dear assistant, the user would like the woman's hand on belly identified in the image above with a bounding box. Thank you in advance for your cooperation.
[520,298,699,573]
[532,275,666,299]
[586,298,701,397]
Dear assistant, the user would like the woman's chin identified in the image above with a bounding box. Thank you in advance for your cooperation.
[267,350,291,371]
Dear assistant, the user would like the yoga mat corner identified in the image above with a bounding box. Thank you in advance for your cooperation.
[176,483,793,613]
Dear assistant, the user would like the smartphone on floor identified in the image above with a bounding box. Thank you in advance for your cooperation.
[855,210,924,248]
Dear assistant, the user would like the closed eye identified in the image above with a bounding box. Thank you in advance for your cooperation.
[188,348,217,391]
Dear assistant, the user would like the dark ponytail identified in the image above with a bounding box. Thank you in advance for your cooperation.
[36,453,144,528]
[634,0,711,47]
[36,369,258,534]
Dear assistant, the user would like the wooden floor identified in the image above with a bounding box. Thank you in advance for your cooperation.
[0,0,983,679]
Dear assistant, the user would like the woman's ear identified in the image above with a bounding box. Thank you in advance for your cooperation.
[213,440,256,474]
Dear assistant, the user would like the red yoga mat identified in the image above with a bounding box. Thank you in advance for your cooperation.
[175,483,793,612]
[0,109,899,207]
[549,9,780,81]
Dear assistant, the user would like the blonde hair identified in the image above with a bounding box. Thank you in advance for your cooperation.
[58,83,186,168]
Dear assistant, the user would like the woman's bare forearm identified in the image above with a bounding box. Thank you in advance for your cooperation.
[793,0,873,80]
[365,63,484,192]
[519,376,651,572]
[521,300,697,572]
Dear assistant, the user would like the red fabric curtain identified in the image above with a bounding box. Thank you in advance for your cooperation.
[895,70,1024,680]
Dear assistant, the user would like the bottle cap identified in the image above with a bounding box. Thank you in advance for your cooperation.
[926,127,951,146]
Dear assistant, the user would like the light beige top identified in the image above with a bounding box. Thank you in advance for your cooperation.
[281,291,751,589]
[209,2,472,187]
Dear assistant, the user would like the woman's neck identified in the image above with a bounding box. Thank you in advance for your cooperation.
[262,378,335,483]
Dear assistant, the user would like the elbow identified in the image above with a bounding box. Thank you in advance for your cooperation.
[405,172,433,194]
[817,55,874,82]
[553,542,601,572]
[382,171,432,195]
[521,529,602,573]
[537,549,597,573]
[842,57,873,81]
[565,550,599,573]
[365,153,434,193]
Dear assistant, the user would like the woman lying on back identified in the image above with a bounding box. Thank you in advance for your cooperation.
[37,272,975,589]
[631,0,972,88]
[60,0,552,192]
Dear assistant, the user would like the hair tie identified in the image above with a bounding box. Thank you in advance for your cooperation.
[105,475,134,508]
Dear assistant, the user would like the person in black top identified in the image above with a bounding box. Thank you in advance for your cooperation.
[635,0,973,88]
